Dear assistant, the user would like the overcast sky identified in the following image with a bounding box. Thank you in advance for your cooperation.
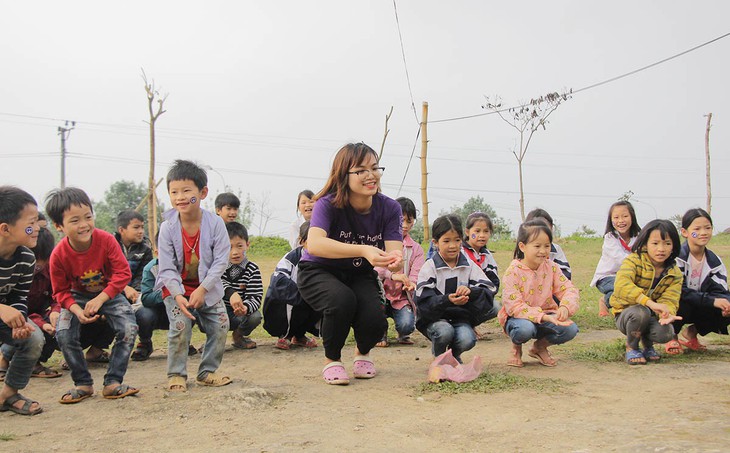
[2,1,729,238]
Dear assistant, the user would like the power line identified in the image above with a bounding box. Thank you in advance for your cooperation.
[392,0,419,125]
[430,31,730,124]
[396,125,420,196]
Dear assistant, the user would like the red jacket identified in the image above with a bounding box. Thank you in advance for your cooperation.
[49,229,132,310]
[27,264,61,328]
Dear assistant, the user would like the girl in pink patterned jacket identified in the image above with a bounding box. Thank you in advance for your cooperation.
[499,220,580,368]
[376,197,424,346]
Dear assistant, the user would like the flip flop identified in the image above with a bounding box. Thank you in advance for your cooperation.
[0,393,42,416]
[322,362,349,385]
[506,357,524,368]
[291,336,318,348]
[103,383,140,400]
[353,356,377,379]
[528,348,557,367]
[59,388,94,404]
[31,364,62,378]
[679,337,707,351]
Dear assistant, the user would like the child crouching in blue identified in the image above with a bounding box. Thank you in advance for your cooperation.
[416,215,496,363]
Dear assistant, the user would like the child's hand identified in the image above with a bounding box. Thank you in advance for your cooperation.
[69,304,99,324]
[454,285,471,297]
[188,286,207,310]
[12,322,35,340]
[714,298,730,317]
[391,273,415,291]
[386,250,404,273]
[542,314,575,327]
[646,300,670,318]
[0,305,26,329]
[658,313,682,325]
[556,305,571,322]
[84,296,106,318]
[448,293,469,305]
[42,322,55,335]
[124,285,139,303]
[174,295,196,321]
[230,294,248,317]
[50,311,60,328]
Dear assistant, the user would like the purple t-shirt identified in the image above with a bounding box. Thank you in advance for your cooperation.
[301,192,403,269]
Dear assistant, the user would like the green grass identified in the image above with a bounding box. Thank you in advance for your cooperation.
[416,369,563,395]
[0,433,16,442]
[562,338,730,364]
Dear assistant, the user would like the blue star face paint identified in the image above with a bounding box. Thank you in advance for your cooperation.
[25,226,34,235]
[190,197,197,204]
[691,232,698,238]
[471,234,477,239]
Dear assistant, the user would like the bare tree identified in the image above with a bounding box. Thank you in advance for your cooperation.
[378,106,393,161]
[483,91,571,220]
[254,192,275,236]
[142,69,168,249]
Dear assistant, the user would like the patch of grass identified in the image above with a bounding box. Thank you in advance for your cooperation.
[668,347,730,363]
[416,369,563,395]
[564,339,625,363]
[0,433,16,441]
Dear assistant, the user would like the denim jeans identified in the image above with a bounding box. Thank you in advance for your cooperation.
[425,321,476,362]
[596,276,616,308]
[505,317,579,345]
[386,305,415,338]
[226,305,262,336]
[135,304,170,343]
[56,293,138,387]
[164,296,228,380]
[0,321,43,390]
[2,325,57,364]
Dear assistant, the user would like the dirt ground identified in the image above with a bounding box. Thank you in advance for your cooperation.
[2,325,729,453]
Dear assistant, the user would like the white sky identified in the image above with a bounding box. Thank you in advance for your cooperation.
[2,1,729,237]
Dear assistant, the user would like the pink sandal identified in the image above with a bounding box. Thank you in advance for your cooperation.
[353,356,377,379]
[322,362,350,385]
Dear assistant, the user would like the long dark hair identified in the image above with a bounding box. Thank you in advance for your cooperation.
[631,219,680,266]
[681,208,712,230]
[316,143,379,209]
[432,215,463,242]
[513,220,553,259]
[604,201,641,237]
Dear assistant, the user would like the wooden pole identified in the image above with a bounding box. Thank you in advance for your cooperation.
[704,113,712,215]
[420,102,430,242]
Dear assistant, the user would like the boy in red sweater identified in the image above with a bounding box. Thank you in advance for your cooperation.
[47,187,139,404]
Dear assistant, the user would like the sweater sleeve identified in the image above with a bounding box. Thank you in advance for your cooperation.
[242,262,264,313]
[49,245,76,310]
[409,243,425,285]
[199,216,231,293]
[551,263,580,315]
[655,268,682,315]
[157,221,185,298]
[102,232,132,300]
[3,249,34,319]
[140,260,164,308]
[614,254,651,306]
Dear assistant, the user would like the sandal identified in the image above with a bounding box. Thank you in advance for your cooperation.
[131,341,153,361]
[322,362,349,385]
[527,348,557,367]
[31,364,62,378]
[103,383,140,400]
[679,337,707,352]
[167,376,187,392]
[397,336,414,345]
[664,339,683,355]
[643,347,661,363]
[353,356,377,379]
[291,336,318,348]
[625,349,647,365]
[59,388,94,404]
[275,337,291,350]
[86,350,110,363]
[232,337,257,350]
[0,368,6,382]
[0,393,42,416]
[507,356,524,368]
[196,372,232,387]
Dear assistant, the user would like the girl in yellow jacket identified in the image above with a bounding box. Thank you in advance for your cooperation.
[612,219,683,365]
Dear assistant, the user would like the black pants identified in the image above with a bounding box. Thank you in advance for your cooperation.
[674,299,730,336]
[297,261,387,361]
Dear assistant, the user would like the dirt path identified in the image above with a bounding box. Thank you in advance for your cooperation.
[3,327,729,452]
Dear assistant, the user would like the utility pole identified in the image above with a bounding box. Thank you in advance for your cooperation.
[420,102,430,242]
[704,113,712,215]
[58,121,75,188]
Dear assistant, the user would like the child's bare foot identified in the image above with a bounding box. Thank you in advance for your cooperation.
[528,339,557,367]
[507,343,524,367]
[598,296,610,317]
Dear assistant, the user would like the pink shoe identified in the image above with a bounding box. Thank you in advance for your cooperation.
[353,356,376,379]
[322,362,350,385]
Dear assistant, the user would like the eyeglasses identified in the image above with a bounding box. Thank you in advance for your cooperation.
[347,167,385,178]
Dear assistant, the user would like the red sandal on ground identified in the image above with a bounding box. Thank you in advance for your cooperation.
[664,339,683,355]
[679,337,707,351]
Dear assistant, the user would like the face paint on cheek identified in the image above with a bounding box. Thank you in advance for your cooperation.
[25,226,34,235]
[190,197,197,204]
[471,234,477,239]
[691,232,698,238]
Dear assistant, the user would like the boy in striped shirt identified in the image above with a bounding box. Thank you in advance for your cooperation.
[222,222,262,349]
[0,186,43,416]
